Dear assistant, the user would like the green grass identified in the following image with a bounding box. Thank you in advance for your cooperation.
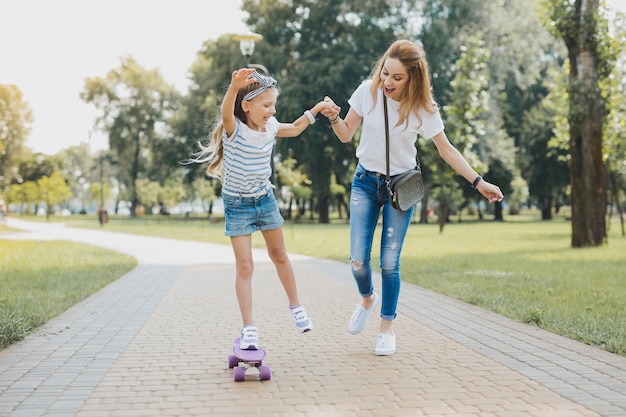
[0,237,137,349]
[399,219,626,356]
[2,211,625,356]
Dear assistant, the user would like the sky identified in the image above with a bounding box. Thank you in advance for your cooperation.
[1,0,248,154]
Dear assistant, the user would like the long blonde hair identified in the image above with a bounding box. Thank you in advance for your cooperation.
[189,78,275,178]
[368,40,438,129]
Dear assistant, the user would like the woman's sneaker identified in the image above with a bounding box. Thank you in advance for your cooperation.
[375,332,396,356]
[239,325,259,350]
[348,292,379,334]
[290,305,313,333]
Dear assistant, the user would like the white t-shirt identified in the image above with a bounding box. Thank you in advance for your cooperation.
[348,79,444,175]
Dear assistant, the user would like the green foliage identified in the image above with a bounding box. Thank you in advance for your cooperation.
[4,181,39,213]
[241,0,413,222]
[134,179,161,211]
[89,180,111,204]
[276,155,309,189]
[0,84,33,185]
[539,0,620,246]
[80,56,181,215]
[37,171,72,212]
[190,177,217,212]
[519,62,570,213]
[6,0,625,236]
[443,33,490,174]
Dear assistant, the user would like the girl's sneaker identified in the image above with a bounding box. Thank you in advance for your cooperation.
[239,325,259,350]
[290,305,313,333]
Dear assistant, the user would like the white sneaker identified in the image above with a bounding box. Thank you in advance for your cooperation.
[375,332,396,356]
[290,305,313,332]
[347,292,379,335]
[239,325,259,350]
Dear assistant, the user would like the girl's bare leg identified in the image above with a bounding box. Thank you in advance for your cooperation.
[261,227,299,306]
[230,235,255,325]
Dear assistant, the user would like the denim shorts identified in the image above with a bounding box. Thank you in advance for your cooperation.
[223,191,284,237]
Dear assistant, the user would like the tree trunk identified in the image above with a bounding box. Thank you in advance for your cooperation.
[419,189,429,224]
[318,195,329,224]
[609,170,625,236]
[541,197,553,220]
[438,200,449,233]
[494,201,504,221]
[568,0,606,247]
[130,137,141,218]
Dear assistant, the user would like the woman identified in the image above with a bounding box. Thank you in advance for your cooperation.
[324,40,503,355]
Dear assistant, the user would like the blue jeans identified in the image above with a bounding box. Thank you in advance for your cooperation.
[349,163,415,321]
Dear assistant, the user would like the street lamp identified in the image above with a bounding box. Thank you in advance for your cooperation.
[233,31,269,75]
[88,130,106,226]
[98,151,105,226]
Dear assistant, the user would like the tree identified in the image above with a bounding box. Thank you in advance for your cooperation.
[421,0,573,226]
[191,176,217,217]
[4,181,38,214]
[440,34,491,228]
[171,36,243,210]
[134,179,161,214]
[80,56,180,216]
[521,64,571,220]
[541,0,618,246]
[37,171,72,220]
[275,154,310,220]
[0,84,33,190]
[158,178,187,214]
[53,143,94,213]
[240,0,415,222]
[603,11,626,235]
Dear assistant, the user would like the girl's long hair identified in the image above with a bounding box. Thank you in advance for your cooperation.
[368,39,438,129]
[188,122,226,179]
[187,79,271,178]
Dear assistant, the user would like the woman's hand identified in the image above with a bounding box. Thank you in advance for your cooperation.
[320,96,340,119]
[477,180,504,203]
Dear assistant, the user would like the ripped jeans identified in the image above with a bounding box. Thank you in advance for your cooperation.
[349,163,415,321]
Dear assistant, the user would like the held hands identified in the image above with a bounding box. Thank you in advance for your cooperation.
[320,96,341,120]
[309,96,340,120]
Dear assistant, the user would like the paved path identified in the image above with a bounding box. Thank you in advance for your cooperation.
[1,218,625,417]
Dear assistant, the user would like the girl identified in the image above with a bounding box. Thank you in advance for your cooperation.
[191,68,334,349]
[324,40,503,355]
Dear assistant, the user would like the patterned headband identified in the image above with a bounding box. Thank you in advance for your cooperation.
[243,71,277,101]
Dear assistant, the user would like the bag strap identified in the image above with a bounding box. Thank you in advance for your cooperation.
[383,95,391,182]
[384,95,421,173]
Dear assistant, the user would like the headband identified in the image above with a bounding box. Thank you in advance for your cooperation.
[243,71,277,101]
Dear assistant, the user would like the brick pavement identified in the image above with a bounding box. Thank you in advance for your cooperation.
[1,218,625,417]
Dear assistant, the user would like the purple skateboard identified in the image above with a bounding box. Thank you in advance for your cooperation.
[228,337,271,381]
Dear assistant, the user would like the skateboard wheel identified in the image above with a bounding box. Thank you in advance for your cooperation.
[233,366,246,382]
[259,365,271,381]
[227,355,238,368]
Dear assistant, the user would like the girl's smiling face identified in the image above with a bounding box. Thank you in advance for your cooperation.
[242,88,277,131]
[380,57,409,101]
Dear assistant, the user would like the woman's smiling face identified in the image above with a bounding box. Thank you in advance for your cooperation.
[380,57,409,101]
